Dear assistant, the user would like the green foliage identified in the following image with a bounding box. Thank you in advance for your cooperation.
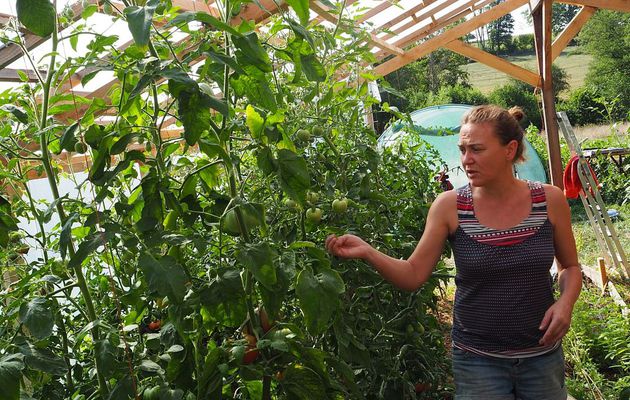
[488,82,542,127]
[486,0,515,55]
[16,0,56,37]
[423,84,488,107]
[557,86,607,126]
[0,4,454,399]
[578,10,630,119]
[511,33,534,53]
[381,49,470,113]
[564,283,630,400]
[509,64,570,101]
[580,133,630,205]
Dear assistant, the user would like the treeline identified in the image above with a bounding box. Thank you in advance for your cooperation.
[377,8,629,131]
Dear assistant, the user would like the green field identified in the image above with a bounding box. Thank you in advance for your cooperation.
[462,46,593,95]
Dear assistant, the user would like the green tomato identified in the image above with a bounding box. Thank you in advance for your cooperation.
[312,126,325,136]
[284,198,298,210]
[331,198,348,213]
[143,386,161,400]
[306,207,322,224]
[306,191,319,205]
[296,129,311,142]
[74,142,87,153]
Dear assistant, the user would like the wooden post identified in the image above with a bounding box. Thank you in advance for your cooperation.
[598,257,608,288]
[532,0,564,188]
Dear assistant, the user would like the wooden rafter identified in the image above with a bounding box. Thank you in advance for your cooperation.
[557,0,630,12]
[0,0,92,70]
[56,0,284,122]
[376,0,452,42]
[374,0,528,76]
[0,68,43,82]
[444,40,541,87]
[356,1,396,23]
[374,0,495,59]
[551,6,596,60]
[310,1,405,56]
[376,0,437,33]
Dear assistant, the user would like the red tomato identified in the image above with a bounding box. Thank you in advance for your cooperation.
[148,320,161,331]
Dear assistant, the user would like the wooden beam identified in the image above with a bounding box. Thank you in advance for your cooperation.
[551,6,596,61]
[370,34,405,56]
[356,1,396,23]
[310,1,405,56]
[376,0,436,33]
[378,0,455,41]
[0,68,44,82]
[533,0,563,188]
[374,0,495,58]
[0,0,91,70]
[557,0,630,12]
[444,40,541,87]
[373,0,519,70]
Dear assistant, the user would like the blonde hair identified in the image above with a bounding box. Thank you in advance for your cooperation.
[461,105,526,162]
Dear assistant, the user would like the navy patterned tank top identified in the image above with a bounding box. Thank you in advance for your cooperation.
[449,181,558,357]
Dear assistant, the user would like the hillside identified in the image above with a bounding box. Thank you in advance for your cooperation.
[462,46,593,95]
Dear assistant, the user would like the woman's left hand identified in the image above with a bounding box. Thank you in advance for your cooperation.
[538,299,574,346]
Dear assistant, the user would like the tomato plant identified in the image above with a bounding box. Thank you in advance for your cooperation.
[0,0,453,399]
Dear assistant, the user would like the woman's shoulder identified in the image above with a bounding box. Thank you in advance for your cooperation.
[539,183,564,202]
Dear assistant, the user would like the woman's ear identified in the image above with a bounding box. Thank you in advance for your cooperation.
[505,139,518,161]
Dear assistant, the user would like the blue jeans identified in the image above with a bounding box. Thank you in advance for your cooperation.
[452,346,567,400]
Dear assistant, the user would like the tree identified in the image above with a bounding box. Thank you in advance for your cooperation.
[487,0,515,54]
[522,4,580,36]
[381,49,469,113]
[578,10,630,118]
[551,4,580,35]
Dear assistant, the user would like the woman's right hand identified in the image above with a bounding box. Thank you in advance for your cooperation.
[325,234,373,260]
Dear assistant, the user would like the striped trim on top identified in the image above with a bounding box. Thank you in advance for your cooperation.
[457,181,548,246]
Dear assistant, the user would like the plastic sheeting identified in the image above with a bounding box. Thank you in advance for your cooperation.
[377,104,548,189]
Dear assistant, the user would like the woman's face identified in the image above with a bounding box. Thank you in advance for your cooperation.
[458,122,517,186]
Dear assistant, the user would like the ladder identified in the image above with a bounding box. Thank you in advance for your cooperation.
[556,112,629,279]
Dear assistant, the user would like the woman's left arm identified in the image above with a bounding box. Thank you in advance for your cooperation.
[539,184,582,346]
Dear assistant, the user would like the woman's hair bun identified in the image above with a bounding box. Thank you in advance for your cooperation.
[508,106,525,122]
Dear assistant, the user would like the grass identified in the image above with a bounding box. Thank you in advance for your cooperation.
[462,46,593,95]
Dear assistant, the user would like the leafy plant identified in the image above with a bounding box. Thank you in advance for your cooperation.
[0,0,453,399]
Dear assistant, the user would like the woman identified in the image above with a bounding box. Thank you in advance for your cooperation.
[326,105,582,399]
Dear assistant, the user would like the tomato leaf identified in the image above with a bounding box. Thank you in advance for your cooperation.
[18,298,54,339]
[236,242,277,290]
[0,354,23,400]
[285,0,310,26]
[59,122,79,152]
[245,105,265,140]
[282,364,327,399]
[16,0,56,37]
[300,53,327,82]
[0,105,29,124]
[276,149,310,204]
[124,0,159,48]
[138,253,189,303]
[18,342,67,376]
[232,32,272,73]
[199,269,247,327]
[296,269,345,334]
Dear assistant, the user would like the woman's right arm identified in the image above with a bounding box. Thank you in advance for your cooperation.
[326,191,455,291]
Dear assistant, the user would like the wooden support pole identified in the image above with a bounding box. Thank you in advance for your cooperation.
[598,257,608,288]
[532,0,563,188]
